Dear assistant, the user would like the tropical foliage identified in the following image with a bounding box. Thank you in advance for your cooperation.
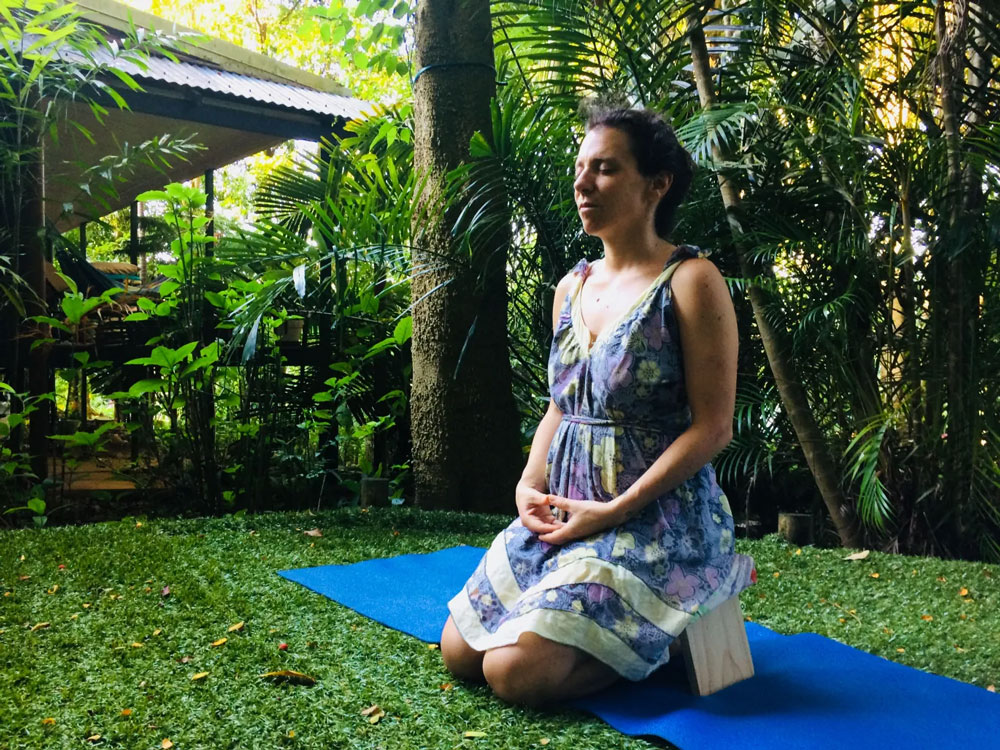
[4,0,998,563]
[474,0,1000,560]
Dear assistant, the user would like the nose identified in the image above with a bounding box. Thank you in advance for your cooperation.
[574,167,593,196]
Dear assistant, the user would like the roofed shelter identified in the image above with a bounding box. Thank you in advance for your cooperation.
[48,0,370,230]
[6,0,371,480]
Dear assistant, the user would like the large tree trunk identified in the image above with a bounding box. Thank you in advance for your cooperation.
[410,0,523,511]
[686,10,862,548]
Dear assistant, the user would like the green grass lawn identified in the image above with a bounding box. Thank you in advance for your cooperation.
[1,508,997,749]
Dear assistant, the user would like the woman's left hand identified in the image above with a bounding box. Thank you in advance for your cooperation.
[537,497,622,545]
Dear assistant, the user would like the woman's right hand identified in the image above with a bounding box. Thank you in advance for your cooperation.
[515,481,565,536]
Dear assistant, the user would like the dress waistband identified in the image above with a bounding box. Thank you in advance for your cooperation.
[561,413,688,433]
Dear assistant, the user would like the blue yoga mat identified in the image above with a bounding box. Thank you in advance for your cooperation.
[280,545,1000,750]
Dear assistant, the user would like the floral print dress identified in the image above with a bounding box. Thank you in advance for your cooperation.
[448,246,756,680]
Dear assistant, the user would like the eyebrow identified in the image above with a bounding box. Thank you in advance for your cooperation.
[575,157,616,168]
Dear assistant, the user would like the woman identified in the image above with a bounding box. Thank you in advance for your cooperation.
[441,106,756,706]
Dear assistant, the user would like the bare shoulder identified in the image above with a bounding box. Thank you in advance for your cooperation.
[671,256,725,290]
[671,257,734,325]
[551,269,578,330]
[672,257,729,304]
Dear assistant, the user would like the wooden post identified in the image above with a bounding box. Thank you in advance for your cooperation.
[204,169,215,256]
[778,512,814,545]
[359,477,390,508]
[316,138,338,489]
[129,201,139,267]
[23,135,49,481]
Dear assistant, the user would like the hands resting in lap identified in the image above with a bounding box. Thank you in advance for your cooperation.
[515,481,623,545]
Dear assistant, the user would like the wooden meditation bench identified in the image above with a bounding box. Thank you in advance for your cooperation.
[677,594,755,696]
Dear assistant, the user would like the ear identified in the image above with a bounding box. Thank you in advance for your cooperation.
[650,172,673,199]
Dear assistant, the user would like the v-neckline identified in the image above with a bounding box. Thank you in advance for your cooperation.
[570,250,684,356]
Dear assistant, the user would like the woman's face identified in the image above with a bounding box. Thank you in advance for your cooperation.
[573,125,668,241]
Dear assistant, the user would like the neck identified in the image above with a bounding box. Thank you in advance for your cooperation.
[599,225,674,272]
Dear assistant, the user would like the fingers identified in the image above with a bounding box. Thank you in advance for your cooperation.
[521,512,563,535]
[547,495,576,511]
[537,528,564,544]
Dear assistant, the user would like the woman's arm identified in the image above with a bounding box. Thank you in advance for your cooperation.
[539,257,737,542]
[516,274,575,534]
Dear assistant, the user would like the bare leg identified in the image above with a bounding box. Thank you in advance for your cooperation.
[440,616,486,683]
[481,631,619,707]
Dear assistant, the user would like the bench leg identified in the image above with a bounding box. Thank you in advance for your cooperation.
[677,596,754,696]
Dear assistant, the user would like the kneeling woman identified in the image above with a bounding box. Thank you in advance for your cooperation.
[441,105,756,706]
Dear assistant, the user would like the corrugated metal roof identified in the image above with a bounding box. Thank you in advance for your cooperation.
[115,53,371,122]
[27,31,371,123]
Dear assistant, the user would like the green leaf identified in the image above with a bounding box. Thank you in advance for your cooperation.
[393,316,412,344]
[469,131,493,158]
[128,379,166,397]
[135,189,169,202]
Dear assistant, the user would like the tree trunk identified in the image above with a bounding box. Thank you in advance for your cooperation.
[410,0,522,511]
[686,10,862,548]
[935,0,978,557]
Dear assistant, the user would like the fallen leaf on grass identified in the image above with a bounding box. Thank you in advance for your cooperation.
[18,575,30,581]
[842,550,870,561]
[179,656,191,664]
[440,683,453,691]
[161,586,170,597]
[870,573,880,579]
[361,704,385,723]
[210,638,227,648]
[131,642,144,648]
[987,685,995,692]
[228,622,244,633]
[303,528,322,538]
[42,718,55,726]
[959,587,969,597]
[82,603,91,609]
[191,672,209,681]
[464,731,488,738]
[540,740,550,746]
[30,622,50,632]
[120,709,132,717]
[161,740,174,749]
[86,734,101,742]
[259,670,317,686]
[921,614,934,621]
[427,644,439,650]
[152,629,162,637]
[47,585,59,594]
